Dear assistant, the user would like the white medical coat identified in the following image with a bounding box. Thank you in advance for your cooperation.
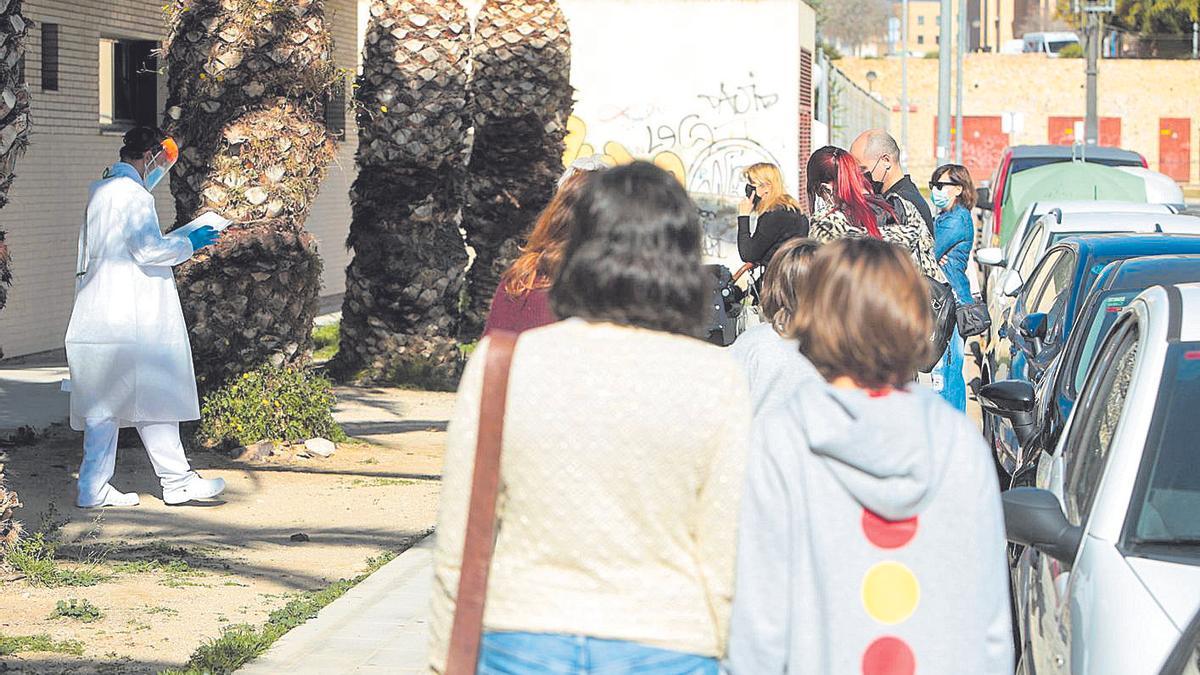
[65,162,200,431]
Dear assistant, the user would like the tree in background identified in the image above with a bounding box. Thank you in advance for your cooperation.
[335,0,471,388]
[1055,0,1197,55]
[458,0,573,340]
[0,0,30,546]
[813,0,891,56]
[164,0,338,391]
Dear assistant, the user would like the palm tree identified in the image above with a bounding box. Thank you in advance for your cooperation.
[458,0,574,340]
[335,0,471,388]
[163,0,338,391]
[0,0,30,361]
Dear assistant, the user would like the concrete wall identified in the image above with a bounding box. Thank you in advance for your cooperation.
[558,0,816,266]
[837,54,1200,185]
[0,0,359,359]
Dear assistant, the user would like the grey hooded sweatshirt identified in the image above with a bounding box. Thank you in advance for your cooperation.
[725,379,1012,674]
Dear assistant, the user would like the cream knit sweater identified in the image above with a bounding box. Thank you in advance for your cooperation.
[429,319,750,671]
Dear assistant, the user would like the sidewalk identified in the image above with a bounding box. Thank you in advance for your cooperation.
[0,360,69,435]
[237,534,436,674]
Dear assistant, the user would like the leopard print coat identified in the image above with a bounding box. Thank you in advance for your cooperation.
[809,197,947,284]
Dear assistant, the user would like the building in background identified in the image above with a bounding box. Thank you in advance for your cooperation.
[879,0,1016,55]
[0,0,819,360]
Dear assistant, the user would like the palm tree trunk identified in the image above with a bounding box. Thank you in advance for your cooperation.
[458,0,574,340]
[335,0,471,389]
[164,0,338,392]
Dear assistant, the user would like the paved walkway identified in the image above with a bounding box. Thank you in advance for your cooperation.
[238,534,436,674]
[0,360,70,435]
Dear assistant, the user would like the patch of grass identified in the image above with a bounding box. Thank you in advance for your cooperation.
[199,364,348,449]
[3,509,111,588]
[0,632,85,656]
[312,321,340,361]
[358,457,379,465]
[160,550,401,675]
[111,547,209,588]
[144,606,179,617]
[50,598,104,623]
[345,477,417,488]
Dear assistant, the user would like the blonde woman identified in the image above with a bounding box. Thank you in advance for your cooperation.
[737,163,809,275]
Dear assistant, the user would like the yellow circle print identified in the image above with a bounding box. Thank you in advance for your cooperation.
[861,561,920,625]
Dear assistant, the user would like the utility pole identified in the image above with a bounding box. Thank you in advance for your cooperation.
[937,0,953,164]
[901,0,910,160]
[1193,21,1198,59]
[955,0,967,163]
[1084,9,1100,144]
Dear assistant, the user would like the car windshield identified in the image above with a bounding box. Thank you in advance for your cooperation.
[1073,291,1140,393]
[1127,343,1200,559]
[1048,40,1077,53]
[1009,156,1142,176]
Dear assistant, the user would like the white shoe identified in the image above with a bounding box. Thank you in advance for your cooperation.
[162,473,226,505]
[77,484,140,509]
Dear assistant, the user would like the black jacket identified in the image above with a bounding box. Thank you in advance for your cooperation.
[737,208,810,267]
[885,175,935,237]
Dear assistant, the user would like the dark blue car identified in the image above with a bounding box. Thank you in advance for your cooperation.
[984,235,1200,481]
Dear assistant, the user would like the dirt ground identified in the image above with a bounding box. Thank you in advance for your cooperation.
[0,387,454,674]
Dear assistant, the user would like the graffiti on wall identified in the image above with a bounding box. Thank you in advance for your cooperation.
[564,74,789,260]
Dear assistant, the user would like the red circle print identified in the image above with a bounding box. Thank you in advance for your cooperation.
[862,636,916,675]
[861,510,918,549]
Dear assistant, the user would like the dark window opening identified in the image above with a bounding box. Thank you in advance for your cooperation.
[325,71,347,140]
[41,23,59,91]
[100,38,158,129]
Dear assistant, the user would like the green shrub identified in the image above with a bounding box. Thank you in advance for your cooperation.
[0,633,84,656]
[198,364,347,449]
[924,50,940,59]
[1058,43,1084,58]
[312,321,340,361]
[50,598,104,623]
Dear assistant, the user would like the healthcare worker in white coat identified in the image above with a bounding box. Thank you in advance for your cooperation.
[65,126,226,508]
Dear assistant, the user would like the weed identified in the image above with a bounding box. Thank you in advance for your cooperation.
[144,606,179,616]
[345,477,416,488]
[0,632,85,656]
[198,364,347,449]
[358,457,379,465]
[160,549,401,675]
[50,598,104,623]
[3,508,110,588]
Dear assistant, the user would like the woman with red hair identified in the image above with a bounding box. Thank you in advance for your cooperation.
[805,146,943,282]
[482,161,601,336]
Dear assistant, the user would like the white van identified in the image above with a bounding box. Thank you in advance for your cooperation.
[1022,31,1080,56]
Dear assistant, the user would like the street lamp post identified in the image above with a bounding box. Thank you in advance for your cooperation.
[955,0,967,164]
[937,0,953,165]
[901,0,909,161]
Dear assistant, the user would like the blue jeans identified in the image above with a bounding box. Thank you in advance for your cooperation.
[479,632,719,675]
[933,327,967,412]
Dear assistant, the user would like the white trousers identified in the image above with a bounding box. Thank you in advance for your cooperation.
[79,419,193,504]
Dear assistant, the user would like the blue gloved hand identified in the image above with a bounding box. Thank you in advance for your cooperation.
[187,225,220,252]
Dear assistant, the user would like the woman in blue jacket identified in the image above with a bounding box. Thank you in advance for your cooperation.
[929,164,976,411]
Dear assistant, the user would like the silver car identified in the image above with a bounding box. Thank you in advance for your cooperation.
[984,282,1200,674]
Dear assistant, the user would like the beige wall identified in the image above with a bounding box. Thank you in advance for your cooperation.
[837,54,1200,184]
[0,0,360,359]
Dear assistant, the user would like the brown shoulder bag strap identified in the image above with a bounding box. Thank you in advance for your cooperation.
[445,330,519,675]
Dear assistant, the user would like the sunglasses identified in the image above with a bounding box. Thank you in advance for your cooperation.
[929,180,958,189]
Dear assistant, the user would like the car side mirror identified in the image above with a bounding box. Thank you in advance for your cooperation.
[1002,488,1082,566]
[1019,312,1048,341]
[977,186,992,208]
[1003,270,1024,297]
[976,247,1005,267]
[979,380,1037,448]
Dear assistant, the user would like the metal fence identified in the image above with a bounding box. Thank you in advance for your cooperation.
[828,65,890,151]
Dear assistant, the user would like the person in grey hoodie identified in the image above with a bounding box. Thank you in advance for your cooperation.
[728,237,822,417]
[726,238,1012,675]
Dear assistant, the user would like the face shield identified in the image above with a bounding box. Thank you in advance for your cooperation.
[142,137,179,192]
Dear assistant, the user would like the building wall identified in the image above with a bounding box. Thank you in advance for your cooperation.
[558,0,816,267]
[0,0,360,359]
[868,0,1016,56]
[837,54,1200,185]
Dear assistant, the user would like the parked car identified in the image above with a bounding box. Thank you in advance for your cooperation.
[1022,31,1080,55]
[995,255,1200,489]
[976,204,1182,326]
[984,281,1200,675]
[978,145,1148,246]
[982,232,1200,479]
[1159,609,1200,675]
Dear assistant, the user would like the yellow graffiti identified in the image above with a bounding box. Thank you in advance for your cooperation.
[564,115,686,186]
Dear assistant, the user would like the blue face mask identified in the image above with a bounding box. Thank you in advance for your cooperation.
[930,187,953,210]
[143,166,167,192]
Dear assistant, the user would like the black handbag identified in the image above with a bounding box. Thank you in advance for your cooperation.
[956,302,992,338]
[921,277,957,373]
